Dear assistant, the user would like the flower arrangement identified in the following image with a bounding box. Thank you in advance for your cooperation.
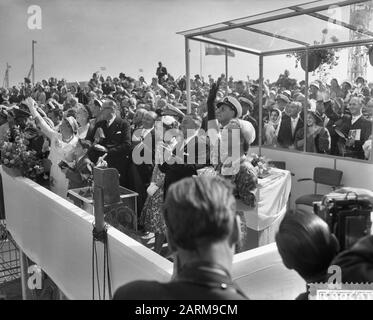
[0,126,47,181]
[250,153,270,178]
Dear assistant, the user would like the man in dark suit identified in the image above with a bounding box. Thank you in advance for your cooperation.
[324,95,371,159]
[159,114,209,198]
[344,96,372,159]
[131,111,157,215]
[88,100,131,188]
[113,175,248,300]
[277,101,304,149]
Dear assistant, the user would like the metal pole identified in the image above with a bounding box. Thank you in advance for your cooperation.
[258,55,263,156]
[199,41,203,78]
[304,49,309,153]
[225,48,228,94]
[32,40,36,85]
[371,120,373,164]
[19,250,32,300]
[185,37,191,114]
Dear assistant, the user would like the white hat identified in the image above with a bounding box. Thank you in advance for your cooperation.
[216,96,242,118]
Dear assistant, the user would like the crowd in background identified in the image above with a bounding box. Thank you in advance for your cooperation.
[1,64,372,162]
[0,62,372,300]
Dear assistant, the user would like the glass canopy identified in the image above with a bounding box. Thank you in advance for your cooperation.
[177,0,373,55]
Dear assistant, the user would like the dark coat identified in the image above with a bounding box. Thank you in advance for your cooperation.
[88,116,131,187]
[130,128,156,215]
[344,116,372,160]
[159,134,210,198]
[113,262,248,300]
[277,114,304,148]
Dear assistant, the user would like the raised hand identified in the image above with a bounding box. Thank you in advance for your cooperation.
[207,77,222,106]
[24,97,38,116]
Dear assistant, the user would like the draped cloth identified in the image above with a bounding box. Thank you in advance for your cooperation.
[236,168,291,250]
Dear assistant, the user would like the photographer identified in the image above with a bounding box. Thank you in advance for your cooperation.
[331,235,373,283]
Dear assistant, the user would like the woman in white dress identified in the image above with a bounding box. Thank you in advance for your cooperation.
[25,97,79,198]
[76,104,93,139]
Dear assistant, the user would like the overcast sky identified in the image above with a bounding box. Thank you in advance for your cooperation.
[0,0,371,85]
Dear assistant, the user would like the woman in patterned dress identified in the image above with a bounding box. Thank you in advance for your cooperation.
[140,116,179,254]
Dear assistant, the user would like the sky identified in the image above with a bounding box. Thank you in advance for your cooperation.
[0,0,372,86]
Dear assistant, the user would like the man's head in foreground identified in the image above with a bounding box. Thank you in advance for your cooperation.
[163,175,240,272]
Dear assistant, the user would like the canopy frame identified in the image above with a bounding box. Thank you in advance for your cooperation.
[179,0,373,163]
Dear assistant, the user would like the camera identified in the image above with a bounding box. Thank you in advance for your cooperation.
[314,187,373,251]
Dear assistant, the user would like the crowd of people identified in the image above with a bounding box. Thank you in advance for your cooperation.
[0,62,372,300]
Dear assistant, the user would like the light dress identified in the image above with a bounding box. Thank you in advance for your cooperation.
[48,132,78,198]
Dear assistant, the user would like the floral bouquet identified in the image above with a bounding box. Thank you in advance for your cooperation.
[250,153,270,178]
[0,126,47,181]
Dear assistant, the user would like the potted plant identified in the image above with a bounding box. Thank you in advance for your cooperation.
[287,29,340,72]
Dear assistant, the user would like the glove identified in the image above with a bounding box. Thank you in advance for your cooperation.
[147,183,159,197]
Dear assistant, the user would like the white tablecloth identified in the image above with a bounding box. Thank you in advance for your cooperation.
[236,168,291,250]
[237,168,291,231]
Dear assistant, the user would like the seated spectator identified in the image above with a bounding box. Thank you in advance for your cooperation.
[275,209,339,300]
[331,235,373,283]
[114,175,248,300]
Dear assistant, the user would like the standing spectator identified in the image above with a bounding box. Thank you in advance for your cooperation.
[294,111,330,154]
[263,108,281,146]
[159,113,209,198]
[88,100,132,188]
[344,96,372,159]
[239,97,258,145]
[25,97,79,198]
[277,101,304,149]
[76,104,93,139]
[156,62,167,84]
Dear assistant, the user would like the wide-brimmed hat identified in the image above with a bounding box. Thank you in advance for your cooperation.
[162,103,185,118]
[216,96,242,118]
[275,94,290,104]
[238,97,254,112]
[310,81,320,90]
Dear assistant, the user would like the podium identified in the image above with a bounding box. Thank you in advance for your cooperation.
[236,168,291,252]
[67,168,139,232]
[68,186,138,216]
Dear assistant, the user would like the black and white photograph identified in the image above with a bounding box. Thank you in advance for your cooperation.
[0,0,373,304]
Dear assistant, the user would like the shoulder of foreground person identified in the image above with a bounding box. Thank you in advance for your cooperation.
[113,279,249,300]
[113,280,168,300]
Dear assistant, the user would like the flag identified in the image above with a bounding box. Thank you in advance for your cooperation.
[204,35,235,57]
